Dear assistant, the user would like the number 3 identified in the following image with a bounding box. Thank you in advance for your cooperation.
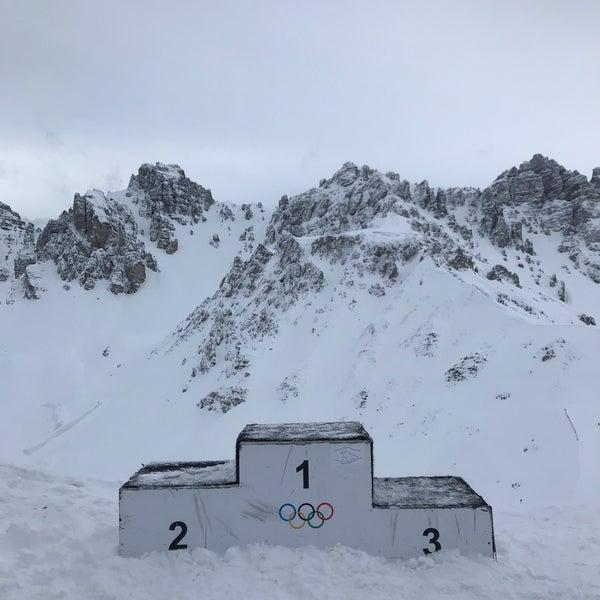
[422,527,441,555]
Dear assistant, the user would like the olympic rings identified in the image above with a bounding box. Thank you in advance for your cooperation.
[297,503,315,520]
[278,502,334,529]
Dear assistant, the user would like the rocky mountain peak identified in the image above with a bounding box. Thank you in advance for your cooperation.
[0,201,27,233]
[3,155,599,305]
[490,153,589,205]
[327,161,360,187]
[0,201,38,298]
[126,162,215,254]
[167,163,486,408]
[2,161,266,300]
[158,153,600,413]
[478,154,600,280]
[128,162,214,220]
[36,190,157,294]
[266,163,411,245]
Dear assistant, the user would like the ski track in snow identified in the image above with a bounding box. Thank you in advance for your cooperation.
[22,402,102,456]
[0,464,598,600]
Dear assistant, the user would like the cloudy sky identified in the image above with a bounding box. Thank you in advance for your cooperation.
[1,0,599,220]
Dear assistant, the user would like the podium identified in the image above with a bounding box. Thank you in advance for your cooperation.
[119,422,495,558]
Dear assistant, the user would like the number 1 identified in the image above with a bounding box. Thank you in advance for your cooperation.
[296,460,309,488]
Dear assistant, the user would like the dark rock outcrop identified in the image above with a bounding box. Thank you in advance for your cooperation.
[265,163,411,242]
[486,265,520,287]
[0,201,39,299]
[478,155,600,274]
[37,190,156,294]
[2,162,261,300]
[0,201,27,233]
[127,163,214,254]
[197,387,247,413]
[445,353,487,383]
[579,313,596,326]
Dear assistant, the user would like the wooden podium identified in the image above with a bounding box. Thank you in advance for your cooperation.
[119,422,495,558]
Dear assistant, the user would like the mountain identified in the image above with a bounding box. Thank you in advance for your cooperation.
[4,155,600,302]
[0,162,262,301]
[2,155,600,598]
[1,155,599,513]
[0,201,37,298]
[161,156,600,395]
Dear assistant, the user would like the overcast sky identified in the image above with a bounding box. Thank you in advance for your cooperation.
[0,0,599,220]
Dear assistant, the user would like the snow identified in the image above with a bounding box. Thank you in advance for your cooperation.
[1,464,599,599]
[123,460,237,488]
[372,477,486,509]
[238,421,371,442]
[2,168,600,597]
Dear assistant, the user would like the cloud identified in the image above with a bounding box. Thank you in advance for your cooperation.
[0,1,598,218]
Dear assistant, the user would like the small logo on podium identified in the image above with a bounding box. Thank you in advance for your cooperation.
[334,446,361,464]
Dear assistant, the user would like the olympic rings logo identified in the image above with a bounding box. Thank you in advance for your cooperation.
[278,502,334,529]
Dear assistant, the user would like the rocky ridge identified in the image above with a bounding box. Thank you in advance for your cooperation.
[36,190,157,294]
[0,163,261,300]
[125,162,215,254]
[478,155,600,281]
[3,155,599,304]
[160,155,600,412]
[0,201,37,299]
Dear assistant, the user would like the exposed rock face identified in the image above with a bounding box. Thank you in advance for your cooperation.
[0,201,27,233]
[445,353,488,383]
[127,163,214,253]
[535,339,570,362]
[484,154,588,210]
[37,190,157,294]
[414,181,447,218]
[266,163,411,240]
[2,162,263,300]
[3,154,600,314]
[159,154,600,411]
[166,162,482,400]
[170,233,325,384]
[486,265,520,287]
[197,387,247,413]
[579,313,596,326]
[0,201,38,299]
[310,234,416,282]
[478,154,600,277]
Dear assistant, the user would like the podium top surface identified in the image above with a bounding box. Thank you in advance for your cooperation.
[373,476,489,509]
[121,460,237,490]
[237,421,372,444]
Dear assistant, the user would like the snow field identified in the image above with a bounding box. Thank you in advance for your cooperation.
[2,163,600,597]
[1,465,598,600]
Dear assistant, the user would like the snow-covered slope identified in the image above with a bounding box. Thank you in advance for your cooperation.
[0,162,271,475]
[2,464,598,599]
[1,156,599,598]
[2,157,599,503]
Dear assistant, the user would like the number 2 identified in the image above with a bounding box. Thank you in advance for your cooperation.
[169,521,188,550]
[296,460,309,488]
[422,527,441,555]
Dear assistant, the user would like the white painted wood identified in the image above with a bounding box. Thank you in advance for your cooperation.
[119,423,495,559]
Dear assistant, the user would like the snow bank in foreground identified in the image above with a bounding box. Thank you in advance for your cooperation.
[1,465,598,600]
